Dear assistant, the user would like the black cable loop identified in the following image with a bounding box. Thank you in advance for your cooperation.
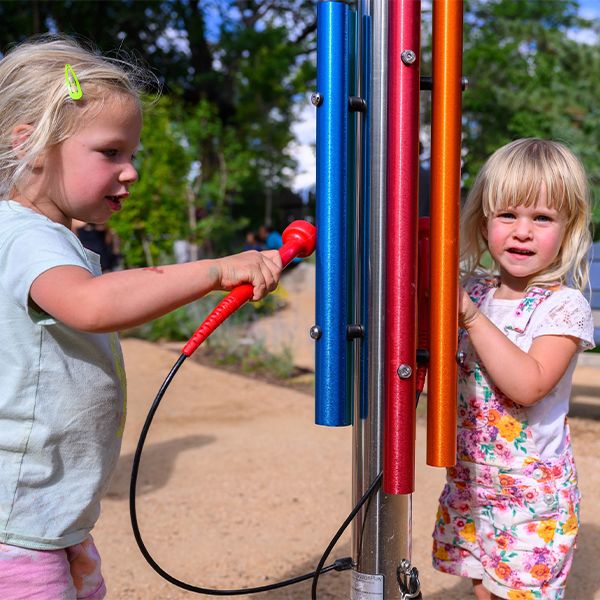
[129,353,357,596]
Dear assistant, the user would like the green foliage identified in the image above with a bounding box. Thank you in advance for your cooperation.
[177,100,256,254]
[208,339,296,380]
[110,97,190,266]
[125,285,286,342]
[459,0,600,232]
[0,1,317,264]
[124,283,294,381]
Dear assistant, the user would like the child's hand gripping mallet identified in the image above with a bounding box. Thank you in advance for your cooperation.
[181,220,317,357]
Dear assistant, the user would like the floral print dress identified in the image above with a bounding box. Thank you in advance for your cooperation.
[432,277,594,600]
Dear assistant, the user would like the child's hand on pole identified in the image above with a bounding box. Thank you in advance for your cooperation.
[459,286,480,329]
[213,250,283,301]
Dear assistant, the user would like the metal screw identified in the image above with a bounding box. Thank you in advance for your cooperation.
[397,364,412,379]
[456,351,466,365]
[311,92,323,107]
[310,325,322,340]
[399,559,411,572]
[401,50,417,65]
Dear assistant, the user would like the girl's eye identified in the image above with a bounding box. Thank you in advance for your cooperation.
[497,212,515,219]
[102,149,118,157]
[535,215,553,223]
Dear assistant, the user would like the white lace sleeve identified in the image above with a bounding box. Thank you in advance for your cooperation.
[531,288,595,351]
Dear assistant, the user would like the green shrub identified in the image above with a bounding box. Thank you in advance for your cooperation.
[206,338,295,380]
[124,285,286,342]
[123,283,296,381]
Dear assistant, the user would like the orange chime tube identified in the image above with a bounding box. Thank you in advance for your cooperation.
[427,0,463,467]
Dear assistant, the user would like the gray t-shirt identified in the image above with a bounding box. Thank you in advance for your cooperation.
[0,201,126,550]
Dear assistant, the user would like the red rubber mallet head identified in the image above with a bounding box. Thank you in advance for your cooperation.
[182,220,317,357]
[279,220,317,266]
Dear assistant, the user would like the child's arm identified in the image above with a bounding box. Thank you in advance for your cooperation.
[29,250,282,333]
[460,288,579,406]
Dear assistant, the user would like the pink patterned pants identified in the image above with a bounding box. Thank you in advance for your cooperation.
[0,536,105,599]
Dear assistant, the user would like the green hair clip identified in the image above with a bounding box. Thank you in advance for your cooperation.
[65,64,83,100]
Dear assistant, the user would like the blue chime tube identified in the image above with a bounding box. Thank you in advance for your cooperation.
[314,0,352,426]
[345,8,358,414]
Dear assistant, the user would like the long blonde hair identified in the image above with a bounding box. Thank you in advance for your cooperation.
[461,138,592,291]
[0,34,157,197]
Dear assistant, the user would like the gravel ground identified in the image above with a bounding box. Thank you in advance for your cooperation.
[93,264,600,599]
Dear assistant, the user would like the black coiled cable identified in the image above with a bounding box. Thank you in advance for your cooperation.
[129,353,382,597]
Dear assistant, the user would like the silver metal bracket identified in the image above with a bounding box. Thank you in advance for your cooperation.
[397,559,422,599]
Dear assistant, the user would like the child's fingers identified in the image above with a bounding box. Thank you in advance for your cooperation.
[261,249,283,269]
[458,287,479,328]
[259,250,283,291]
[251,253,282,300]
[215,250,282,300]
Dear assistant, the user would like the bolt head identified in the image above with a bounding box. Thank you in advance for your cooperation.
[310,325,322,340]
[310,92,323,107]
[397,364,413,379]
[401,50,417,65]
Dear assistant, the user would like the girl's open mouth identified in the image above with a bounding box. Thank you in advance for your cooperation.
[507,247,534,256]
[106,195,126,211]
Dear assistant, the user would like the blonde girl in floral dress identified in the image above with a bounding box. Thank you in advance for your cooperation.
[432,139,595,600]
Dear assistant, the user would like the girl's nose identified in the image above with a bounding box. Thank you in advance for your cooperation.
[513,217,533,239]
[120,161,138,184]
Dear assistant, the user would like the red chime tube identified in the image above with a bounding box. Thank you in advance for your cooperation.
[383,0,421,495]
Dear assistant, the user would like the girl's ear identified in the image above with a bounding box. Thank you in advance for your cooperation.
[11,124,45,168]
[11,124,34,159]
[480,218,488,241]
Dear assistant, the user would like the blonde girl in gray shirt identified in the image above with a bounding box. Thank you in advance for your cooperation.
[0,35,282,599]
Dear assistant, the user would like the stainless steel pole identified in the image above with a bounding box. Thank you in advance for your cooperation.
[351,2,412,599]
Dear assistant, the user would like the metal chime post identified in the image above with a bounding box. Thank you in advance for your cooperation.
[314,1,464,597]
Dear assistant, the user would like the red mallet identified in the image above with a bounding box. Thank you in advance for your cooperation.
[182,220,316,357]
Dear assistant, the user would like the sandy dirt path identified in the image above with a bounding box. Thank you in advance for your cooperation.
[94,264,600,599]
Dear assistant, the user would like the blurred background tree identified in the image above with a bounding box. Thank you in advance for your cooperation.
[461,0,600,230]
[421,0,600,232]
[1,0,599,267]
[0,0,317,265]
[117,97,190,266]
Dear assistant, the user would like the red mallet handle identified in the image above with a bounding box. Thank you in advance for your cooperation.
[181,220,316,357]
